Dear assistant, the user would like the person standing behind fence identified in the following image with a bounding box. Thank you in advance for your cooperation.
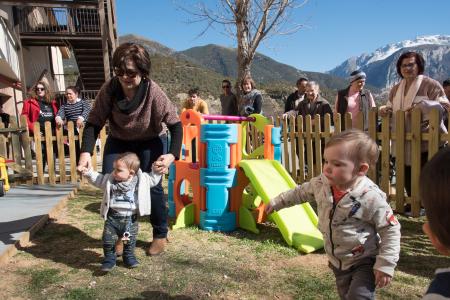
[220,80,238,116]
[335,70,376,131]
[21,81,58,167]
[77,42,182,256]
[55,86,91,163]
[297,81,333,130]
[239,75,262,116]
[284,77,308,117]
[379,51,450,200]
[181,88,209,114]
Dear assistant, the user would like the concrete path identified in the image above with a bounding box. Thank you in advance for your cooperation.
[0,184,76,265]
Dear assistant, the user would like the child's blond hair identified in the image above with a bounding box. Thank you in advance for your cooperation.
[420,147,450,250]
[326,129,379,168]
[115,152,140,173]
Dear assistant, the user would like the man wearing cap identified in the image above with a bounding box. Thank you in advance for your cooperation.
[335,70,376,130]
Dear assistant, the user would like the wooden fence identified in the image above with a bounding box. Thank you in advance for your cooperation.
[263,108,448,217]
[1,116,106,185]
[3,109,446,217]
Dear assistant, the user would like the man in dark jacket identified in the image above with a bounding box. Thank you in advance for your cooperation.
[284,77,308,114]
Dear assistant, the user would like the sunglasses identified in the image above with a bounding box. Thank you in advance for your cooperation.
[114,68,140,78]
[35,87,45,91]
[222,85,231,88]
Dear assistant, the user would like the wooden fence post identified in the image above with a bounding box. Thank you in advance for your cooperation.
[313,116,322,176]
[34,123,44,184]
[410,109,422,217]
[45,121,56,184]
[67,121,78,183]
[56,125,66,184]
[296,115,305,183]
[289,116,297,179]
[395,111,405,213]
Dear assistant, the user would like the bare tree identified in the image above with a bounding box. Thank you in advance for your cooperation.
[180,0,307,87]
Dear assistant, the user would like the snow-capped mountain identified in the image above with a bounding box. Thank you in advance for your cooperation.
[328,35,450,89]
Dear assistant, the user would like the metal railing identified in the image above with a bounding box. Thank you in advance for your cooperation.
[16,6,100,35]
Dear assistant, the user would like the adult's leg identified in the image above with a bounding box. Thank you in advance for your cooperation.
[140,135,168,256]
[136,136,168,239]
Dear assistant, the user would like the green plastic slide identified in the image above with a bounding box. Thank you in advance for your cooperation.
[239,159,324,253]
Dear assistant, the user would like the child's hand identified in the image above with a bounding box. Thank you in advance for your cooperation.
[80,167,89,176]
[374,270,391,288]
[265,202,275,214]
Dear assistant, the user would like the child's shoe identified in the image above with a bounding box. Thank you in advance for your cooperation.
[123,255,139,268]
[101,254,116,272]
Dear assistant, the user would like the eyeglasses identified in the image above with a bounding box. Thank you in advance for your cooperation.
[222,85,231,89]
[401,63,416,69]
[35,87,45,91]
[114,68,140,78]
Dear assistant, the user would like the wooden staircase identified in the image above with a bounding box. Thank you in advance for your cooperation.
[13,0,117,91]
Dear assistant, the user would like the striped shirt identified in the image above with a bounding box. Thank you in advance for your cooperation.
[56,98,91,122]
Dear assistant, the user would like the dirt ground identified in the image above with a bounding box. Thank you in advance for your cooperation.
[0,187,447,299]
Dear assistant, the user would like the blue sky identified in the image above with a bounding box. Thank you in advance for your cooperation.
[116,0,450,73]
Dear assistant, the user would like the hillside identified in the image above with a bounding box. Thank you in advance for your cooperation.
[178,44,352,96]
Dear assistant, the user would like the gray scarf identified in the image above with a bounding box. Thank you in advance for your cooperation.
[240,89,261,116]
[110,175,138,196]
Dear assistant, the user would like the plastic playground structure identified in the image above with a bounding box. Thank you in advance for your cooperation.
[168,109,324,253]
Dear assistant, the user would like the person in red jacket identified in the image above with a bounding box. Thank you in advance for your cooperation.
[21,81,58,167]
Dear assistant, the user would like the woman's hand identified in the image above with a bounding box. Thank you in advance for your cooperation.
[154,153,175,174]
[77,152,92,173]
[379,105,392,117]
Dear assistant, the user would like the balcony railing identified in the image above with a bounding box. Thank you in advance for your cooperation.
[16,6,100,35]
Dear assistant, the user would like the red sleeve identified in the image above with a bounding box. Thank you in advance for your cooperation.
[21,99,34,134]
[51,100,58,115]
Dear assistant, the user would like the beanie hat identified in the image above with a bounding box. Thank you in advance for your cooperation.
[349,70,366,83]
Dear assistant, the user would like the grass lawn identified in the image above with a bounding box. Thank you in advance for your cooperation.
[0,185,449,300]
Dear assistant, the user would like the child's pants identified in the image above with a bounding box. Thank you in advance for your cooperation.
[329,258,376,300]
[103,210,139,261]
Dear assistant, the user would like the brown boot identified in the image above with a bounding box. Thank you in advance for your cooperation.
[146,238,167,256]
[115,240,123,257]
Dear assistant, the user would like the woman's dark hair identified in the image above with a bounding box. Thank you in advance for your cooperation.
[240,75,255,90]
[66,85,80,95]
[30,81,53,104]
[112,43,151,78]
[420,147,450,249]
[188,88,199,96]
[396,51,425,78]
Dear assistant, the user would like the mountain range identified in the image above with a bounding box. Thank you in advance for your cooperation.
[69,34,449,115]
[119,34,360,115]
[328,35,450,89]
